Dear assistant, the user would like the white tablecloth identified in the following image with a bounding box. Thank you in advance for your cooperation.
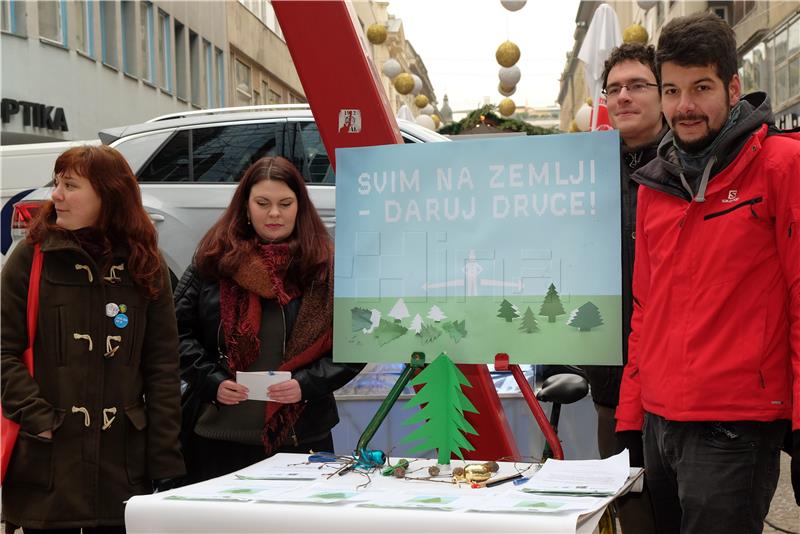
[125,453,643,534]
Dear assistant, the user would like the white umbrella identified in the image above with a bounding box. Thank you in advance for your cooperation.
[577,3,622,130]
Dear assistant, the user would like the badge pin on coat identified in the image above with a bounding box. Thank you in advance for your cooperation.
[106,302,129,329]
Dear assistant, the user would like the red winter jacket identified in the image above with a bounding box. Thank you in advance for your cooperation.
[616,93,800,432]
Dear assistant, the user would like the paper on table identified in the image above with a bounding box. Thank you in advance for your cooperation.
[236,371,292,401]
[518,449,630,496]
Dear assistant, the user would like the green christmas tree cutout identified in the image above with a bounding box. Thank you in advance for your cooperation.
[519,306,539,333]
[568,301,604,331]
[539,283,566,323]
[372,318,408,346]
[351,307,372,332]
[497,299,519,322]
[401,353,479,464]
[419,323,442,344]
[442,320,467,343]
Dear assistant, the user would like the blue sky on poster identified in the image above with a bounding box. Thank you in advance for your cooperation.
[334,131,621,300]
[386,0,583,112]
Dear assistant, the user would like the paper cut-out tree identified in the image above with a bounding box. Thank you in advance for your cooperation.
[409,314,424,334]
[419,323,442,344]
[442,320,467,343]
[373,318,408,345]
[401,353,478,464]
[539,283,566,323]
[497,299,519,322]
[567,301,604,331]
[351,307,372,332]
[519,306,539,333]
[427,305,447,322]
[388,298,410,323]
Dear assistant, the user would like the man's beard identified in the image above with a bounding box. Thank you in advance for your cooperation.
[672,113,722,153]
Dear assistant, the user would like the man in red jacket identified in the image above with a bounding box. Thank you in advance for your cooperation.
[615,12,800,534]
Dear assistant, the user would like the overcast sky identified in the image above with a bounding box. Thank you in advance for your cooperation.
[385,0,583,112]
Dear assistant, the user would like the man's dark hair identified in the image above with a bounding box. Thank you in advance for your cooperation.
[602,43,659,89]
[656,12,738,85]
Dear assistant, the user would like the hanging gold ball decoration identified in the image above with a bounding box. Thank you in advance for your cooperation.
[393,73,414,95]
[431,114,441,128]
[498,98,516,117]
[495,41,521,68]
[568,119,580,133]
[414,94,429,108]
[498,82,516,97]
[623,24,649,44]
[366,24,387,45]
[585,97,594,107]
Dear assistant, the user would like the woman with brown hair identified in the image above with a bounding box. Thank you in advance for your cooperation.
[1,145,185,533]
[175,156,362,483]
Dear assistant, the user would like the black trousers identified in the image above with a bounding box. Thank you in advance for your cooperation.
[187,432,334,484]
[643,412,784,534]
[21,528,125,534]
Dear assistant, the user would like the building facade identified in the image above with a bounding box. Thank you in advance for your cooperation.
[557,1,800,131]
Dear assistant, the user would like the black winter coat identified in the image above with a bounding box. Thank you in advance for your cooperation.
[582,125,668,407]
[174,264,364,449]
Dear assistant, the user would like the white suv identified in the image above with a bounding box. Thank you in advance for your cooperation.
[12,104,449,282]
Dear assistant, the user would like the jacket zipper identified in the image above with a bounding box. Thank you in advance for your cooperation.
[703,196,763,221]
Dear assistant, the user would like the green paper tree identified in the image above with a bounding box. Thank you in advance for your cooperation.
[442,320,467,343]
[567,301,604,332]
[519,306,539,333]
[497,299,519,322]
[419,323,442,344]
[372,318,408,346]
[401,353,478,464]
[351,307,373,332]
[539,283,566,323]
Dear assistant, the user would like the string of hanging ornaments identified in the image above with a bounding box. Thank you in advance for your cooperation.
[496,0,526,117]
[368,20,436,130]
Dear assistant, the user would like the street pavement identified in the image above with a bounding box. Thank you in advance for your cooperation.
[764,452,800,534]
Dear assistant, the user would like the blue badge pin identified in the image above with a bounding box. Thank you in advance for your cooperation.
[114,313,129,329]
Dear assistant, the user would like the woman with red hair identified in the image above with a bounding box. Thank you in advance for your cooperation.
[1,145,185,532]
[176,156,362,483]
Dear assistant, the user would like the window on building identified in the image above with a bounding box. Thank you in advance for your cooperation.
[140,1,154,81]
[100,0,119,67]
[268,88,281,105]
[73,1,93,56]
[732,1,755,26]
[157,10,171,91]
[138,123,283,183]
[204,39,214,108]
[235,58,252,106]
[121,0,136,74]
[770,17,800,109]
[39,0,66,45]
[189,30,200,105]
[1,1,25,35]
[709,5,729,25]
[216,47,225,107]
[740,43,768,95]
[174,20,187,99]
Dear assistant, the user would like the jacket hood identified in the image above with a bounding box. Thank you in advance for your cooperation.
[634,92,774,201]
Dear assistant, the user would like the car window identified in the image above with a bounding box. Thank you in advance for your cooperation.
[290,121,334,185]
[112,130,174,175]
[137,122,283,183]
[192,122,283,182]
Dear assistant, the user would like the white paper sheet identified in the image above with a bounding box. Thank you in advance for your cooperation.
[236,371,292,401]
[518,450,630,496]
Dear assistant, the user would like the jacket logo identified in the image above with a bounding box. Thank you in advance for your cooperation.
[721,189,739,203]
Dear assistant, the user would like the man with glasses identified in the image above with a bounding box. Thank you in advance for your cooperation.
[582,42,665,534]
[615,13,800,534]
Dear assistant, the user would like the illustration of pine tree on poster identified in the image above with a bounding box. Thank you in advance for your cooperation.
[497,299,519,322]
[568,301,604,331]
[539,283,566,323]
[401,353,478,464]
[519,306,539,333]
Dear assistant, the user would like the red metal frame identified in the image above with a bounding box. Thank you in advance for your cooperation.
[273,0,519,461]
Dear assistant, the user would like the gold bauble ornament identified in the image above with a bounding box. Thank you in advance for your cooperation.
[431,114,441,128]
[393,73,414,95]
[366,24,387,45]
[414,94,429,108]
[585,97,594,107]
[498,98,516,117]
[568,119,580,133]
[495,41,521,68]
[623,24,649,44]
